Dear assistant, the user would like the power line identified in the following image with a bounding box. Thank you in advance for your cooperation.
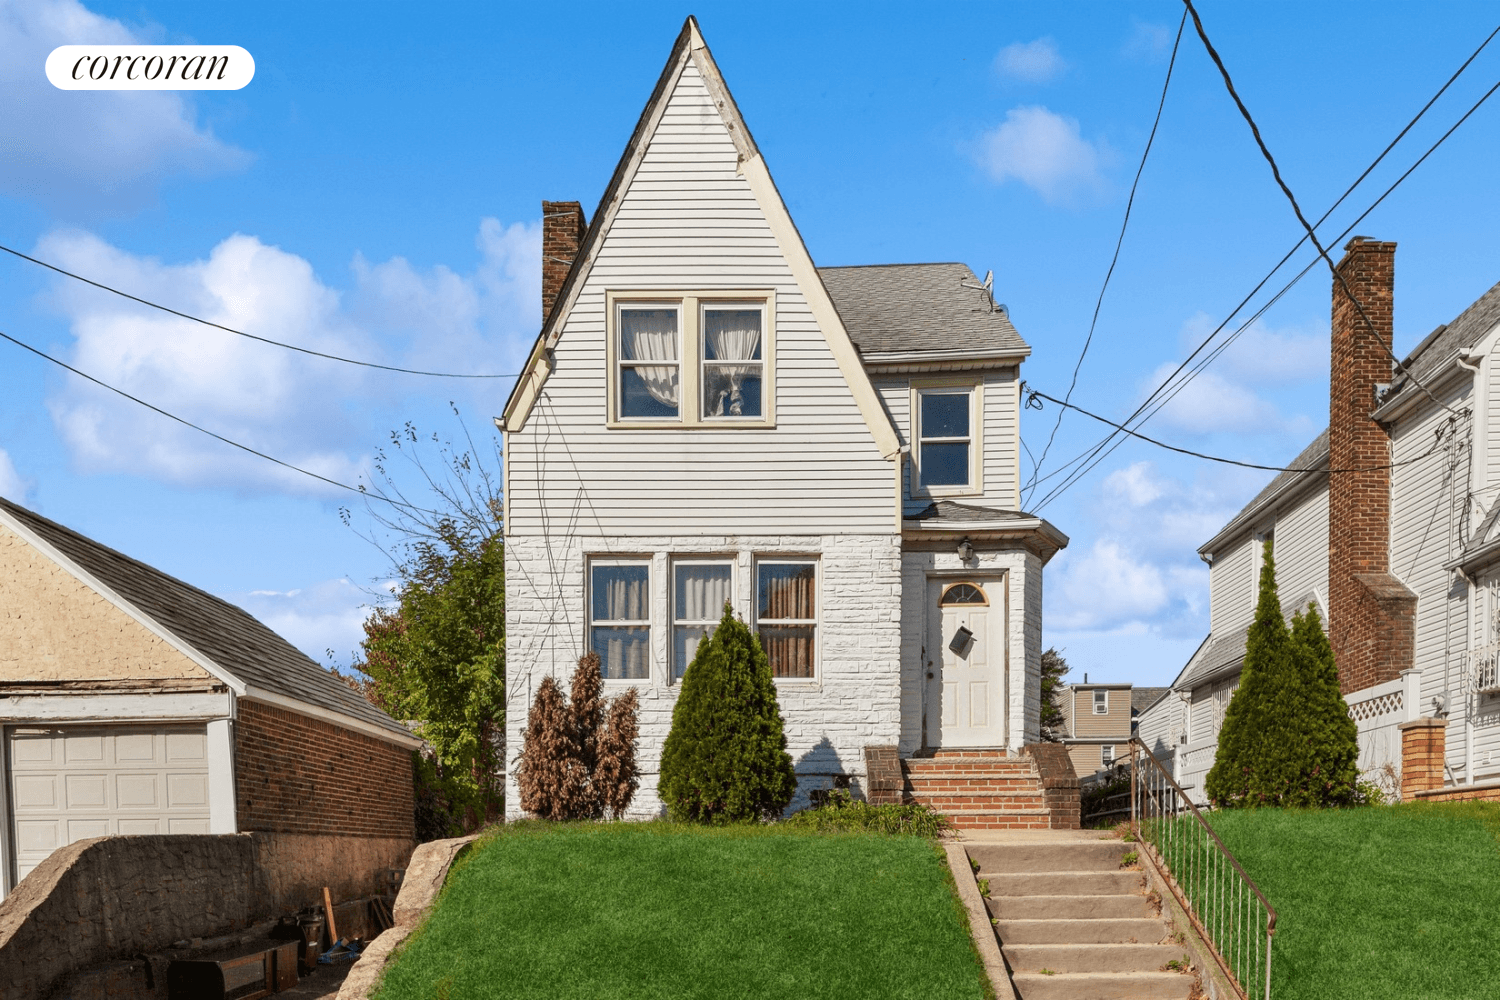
[0,326,443,516]
[1024,386,1453,474]
[1028,29,1500,510]
[0,243,520,380]
[1183,0,1463,418]
[1027,8,1188,490]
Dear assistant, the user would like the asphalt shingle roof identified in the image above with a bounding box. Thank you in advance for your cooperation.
[1176,590,1321,691]
[0,497,411,741]
[907,500,1038,525]
[818,263,1031,359]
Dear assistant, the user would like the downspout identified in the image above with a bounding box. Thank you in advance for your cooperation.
[1455,355,1481,783]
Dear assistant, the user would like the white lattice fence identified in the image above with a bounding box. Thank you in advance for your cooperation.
[1347,676,1407,787]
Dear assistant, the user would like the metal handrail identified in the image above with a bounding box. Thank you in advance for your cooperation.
[1129,737,1276,1000]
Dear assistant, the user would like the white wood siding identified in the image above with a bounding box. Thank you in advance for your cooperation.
[1208,536,1254,634]
[506,63,893,538]
[1270,484,1329,614]
[875,369,1020,515]
[1135,692,1181,760]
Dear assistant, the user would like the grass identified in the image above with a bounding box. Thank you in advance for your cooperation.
[1187,801,1500,1000]
[374,822,992,1000]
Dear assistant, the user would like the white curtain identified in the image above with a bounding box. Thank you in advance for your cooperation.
[677,565,732,621]
[601,572,648,621]
[622,309,679,406]
[705,310,761,416]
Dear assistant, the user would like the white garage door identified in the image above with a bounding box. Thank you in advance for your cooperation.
[7,725,211,884]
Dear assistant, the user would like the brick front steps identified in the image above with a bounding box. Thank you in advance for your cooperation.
[969,836,1196,1000]
[903,751,1057,831]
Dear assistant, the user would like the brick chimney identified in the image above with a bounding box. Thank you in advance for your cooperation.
[542,201,587,325]
[1327,237,1417,695]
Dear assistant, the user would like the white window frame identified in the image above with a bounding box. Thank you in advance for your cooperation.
[671,558,735,682]
[1101,743,1115,766]
[605,290,776,429]
[910,379,982,497]
[588,557,654,683]
[755,557,819,682]
[1093,689,1109,715]
[700,301,768,422]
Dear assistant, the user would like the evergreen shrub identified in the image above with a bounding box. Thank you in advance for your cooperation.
[659,605,797,823]
[1205,543,1361,808]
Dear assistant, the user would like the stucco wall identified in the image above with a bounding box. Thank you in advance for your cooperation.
[504,531,903,819]
[0,522,212,683]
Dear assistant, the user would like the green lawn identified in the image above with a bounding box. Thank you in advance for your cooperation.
[1203,802,1500,1000]
[374,822,991,1000]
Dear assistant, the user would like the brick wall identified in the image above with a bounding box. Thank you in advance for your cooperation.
[541,200,586,323]
[1399,717,1447,799]
[235,700,414,841]
[1327,237,1417,694]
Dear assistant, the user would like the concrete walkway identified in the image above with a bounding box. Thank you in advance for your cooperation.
[961,830,1200,1000]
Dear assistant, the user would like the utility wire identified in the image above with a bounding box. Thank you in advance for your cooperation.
[1184,0,1463,418]
[0,326,443,516]
[1027,8,1188,490]
[1025,387,1451,474]
[0,243,519,380]
[1028,34,1500,510]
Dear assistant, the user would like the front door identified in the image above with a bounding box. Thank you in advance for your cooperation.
[925,578,1006,748]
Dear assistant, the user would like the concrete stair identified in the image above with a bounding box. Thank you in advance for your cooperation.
[903,752,1056,830]
[968,834,1196,1000]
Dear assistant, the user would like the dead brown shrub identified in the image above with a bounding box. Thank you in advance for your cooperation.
[516,653,640,820]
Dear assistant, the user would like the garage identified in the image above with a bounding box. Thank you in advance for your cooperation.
[7,725,211,884]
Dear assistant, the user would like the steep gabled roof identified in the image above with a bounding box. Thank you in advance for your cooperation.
[818,263,1030,361]
[0,497,416,744]
[1398,277,1500,386]
[501,17,900,458]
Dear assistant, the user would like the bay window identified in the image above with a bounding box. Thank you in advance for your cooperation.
[756,559,818,679]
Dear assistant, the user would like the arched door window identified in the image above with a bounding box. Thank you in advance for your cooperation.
[939,582,987,606]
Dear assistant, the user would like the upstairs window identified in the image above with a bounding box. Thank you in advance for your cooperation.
[1093,690,1109,715]
[617,306,680,420]
[702,305,764,419]
[608,291,775,427]
[917,388,973,490]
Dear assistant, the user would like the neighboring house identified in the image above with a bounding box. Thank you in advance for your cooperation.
[0,497,421,898]
[1055,681,1166,776]
[1140,238,1500,803]
[500,19,1067,819]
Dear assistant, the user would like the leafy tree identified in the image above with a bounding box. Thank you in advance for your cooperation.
[659,606,797,823]
[1206,543,1361,808]
[1040,647,1070,742]
[516,653,640,820]
[350,412,506,837]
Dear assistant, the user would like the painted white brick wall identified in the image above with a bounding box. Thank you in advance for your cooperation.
[897,544,1042,754]
[504,532,902,820]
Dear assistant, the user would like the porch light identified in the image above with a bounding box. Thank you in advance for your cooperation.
[956,537,974,562]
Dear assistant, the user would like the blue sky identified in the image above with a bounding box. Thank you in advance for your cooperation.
[1,1,1498,686]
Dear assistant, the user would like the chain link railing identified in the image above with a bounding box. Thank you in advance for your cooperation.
[1130,738,1275,1000]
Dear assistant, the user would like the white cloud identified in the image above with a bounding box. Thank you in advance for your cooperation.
[1123,20,1174,61]
[231,577,384,666]
[1052,539,1171,629]
[1145,366,1292,436]
[977,106,1109,204]
[994,38,1066,83]
[37,218,539,495]
[0,448,28,502]
[0,0,249,214]
[1177,312,1327,385]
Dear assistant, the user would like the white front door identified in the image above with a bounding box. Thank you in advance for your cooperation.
[7,725,211,887]
[925,578,1006,748]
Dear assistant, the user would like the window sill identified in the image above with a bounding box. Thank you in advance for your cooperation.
[606,419,777,431]
[914,485,984,500]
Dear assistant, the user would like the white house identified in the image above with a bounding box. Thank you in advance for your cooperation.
[499,19,1068,819]
[1140,238,1500,804]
